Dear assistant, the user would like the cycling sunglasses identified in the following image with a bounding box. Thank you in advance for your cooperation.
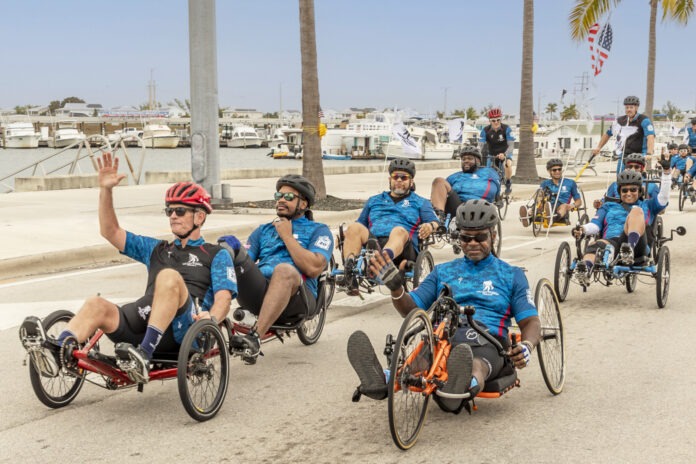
[490,118,501,123]
[620,187,640,194]
[390,173,411,181]
[164,206,195,217]
[625,163,643,170]
[549,168,562,172]
[274,191,299,201]
[459,232,490,243]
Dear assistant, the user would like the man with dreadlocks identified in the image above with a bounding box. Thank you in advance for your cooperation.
[219,175,333,364]
[19,153,237,384]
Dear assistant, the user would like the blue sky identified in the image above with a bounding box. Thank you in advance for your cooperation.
[1,0,695,116]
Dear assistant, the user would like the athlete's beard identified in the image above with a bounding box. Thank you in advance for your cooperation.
[461,162,477,173]
[391,186,409,196]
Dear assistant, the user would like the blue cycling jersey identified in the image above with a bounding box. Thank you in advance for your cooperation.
[670,155,695,171]
[409,254,537,340]
[685,127,696,149]
[357,191,438,250]
[446,168,500,203]
[590,197,665,238]
[122,232,237,313]
[539,178,580,206]
[247,216,333,297]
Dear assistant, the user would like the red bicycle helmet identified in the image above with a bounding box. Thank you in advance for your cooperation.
[487,108,502,119]
[165,182,212,213]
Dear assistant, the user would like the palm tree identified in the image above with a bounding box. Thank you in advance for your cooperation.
[560,104,580,120]
[298,0,326,199]
[569,0,695,117]
[514,0,538,182]
[545,102,558,120]
[465,107,478,120]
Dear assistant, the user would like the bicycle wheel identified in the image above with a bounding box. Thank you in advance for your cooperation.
[28,310,85,409]
[534,279,565,395]
[651,216,664,262]
[577,213,591,255]
[177,319,229,422]
[297,293,327,346]
[388,308,434,450]
[493,219,503,258]
[679,184,686,211]
[655,246,670,309]
[625,273,637,293]
[553,242,571,302]
[531,191,543,237]
[413,250,434,288]
[497,194,509,220]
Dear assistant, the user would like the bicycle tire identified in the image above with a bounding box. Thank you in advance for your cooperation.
[493,219,503,258]
[625,273,637,293]
[535,279,565,395]
[388,308,433,450]
[177,319,229,422]
[679,184,686,211]
[413,250,434,288]
[655,246,670,309]
[297,288,328,346]
[28,310,85,409]
[553,242,571,302]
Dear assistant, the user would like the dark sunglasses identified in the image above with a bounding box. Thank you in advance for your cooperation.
[274,191,299,202]
[490,118,501,123]
[390,173,411,181]
[459,232,490,243]
[620,187,640,194]
[164,206,195,217]
[626,164,643,170]
[549,168,562,172]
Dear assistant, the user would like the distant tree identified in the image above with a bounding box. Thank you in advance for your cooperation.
[263,112,279,118]
[466,106,478,120]
[48,100,61,114]
[436,111,444,119]
[92,108,98,117]
[60,97,84,107]
[662,100,681,120]
[560,104,580,120]
[545,102,558,119]
[14,105,28,115]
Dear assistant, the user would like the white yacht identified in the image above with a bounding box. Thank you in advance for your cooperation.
[3,122,40,148]
[140,123,179,148]
[384,126,458,160]
[108,127,143,145]
[49,121,86,148]
[227,125,264,148]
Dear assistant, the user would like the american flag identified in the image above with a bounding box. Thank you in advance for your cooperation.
[318,106,324,119]
[588,22,613,76]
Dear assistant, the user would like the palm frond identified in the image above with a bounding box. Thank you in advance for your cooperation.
[569,0,619,41]
[661,0,695,24]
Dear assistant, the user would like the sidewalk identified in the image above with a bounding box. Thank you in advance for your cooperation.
[0,161,612,280]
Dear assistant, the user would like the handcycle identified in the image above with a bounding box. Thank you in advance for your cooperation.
[677,176,696,211]
[225,256,336,354]
[332,224,434,295]
[382,278,564,450]
[19,308,230,422]
[553,225,686,309]
[428,211,503,258]
[520,186,589,237]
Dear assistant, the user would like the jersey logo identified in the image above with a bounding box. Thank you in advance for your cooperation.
[402,199,410,207]
[227,267,237,283]
[138,305,152,320]
[183,253,202,267]
[497,134,504,142]
[526,289,534,306]
[472,174,479,179]
[315,235,331,251]
[479,280,499,296]
[646,124,654,132]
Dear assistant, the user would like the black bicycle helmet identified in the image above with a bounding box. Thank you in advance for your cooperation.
[678,143,689,151]
[624,153,646,166]
[276,174,316,207]
[388,158,416,177]
[616,170,643,187]
[459,145,482,161]
[668,143,678,150]
[455,200,499,230]
[623,95,640,106]
[546,158,563,170]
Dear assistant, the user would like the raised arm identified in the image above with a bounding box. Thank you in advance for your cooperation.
[97,153,127,251]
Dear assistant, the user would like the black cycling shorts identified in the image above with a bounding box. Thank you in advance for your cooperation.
[371,234,416,265]
[585,234,648,261]
[444,191,464,217]
[107,294,194,354]
[235,257,316,325]
[451,322,506,380]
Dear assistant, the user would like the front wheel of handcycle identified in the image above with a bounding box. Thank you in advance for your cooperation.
[388,308,434,450]
[678,184,687,211]
[553,242,571,302]
[655,246,670,309]
[28,310,85,408]
[493,219,503,257]
[177,319,230,422]
[413,250,434,287]
[624,273,637,293]
[534,279,565,395]
[497,194,509,220]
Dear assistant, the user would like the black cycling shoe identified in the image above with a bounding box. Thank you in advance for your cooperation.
[575,261,590,286]
[619,243,634,266]
[343,256,360,296]
[115,343,151,383]
[347,330,387,401]
[19,316,61,377]
[230,331,261,365]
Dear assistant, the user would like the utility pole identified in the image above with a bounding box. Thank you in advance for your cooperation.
[148,69,156,111]
[443,87,450,117]
[537,93,545,121]
[189,0,226,203]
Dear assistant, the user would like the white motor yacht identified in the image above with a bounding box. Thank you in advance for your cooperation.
[227,125,264,148]
[3,122,40,148]
[108,127,143,145]
[49,121,86,148]
[385,126,458,160]
[140,124,180,148]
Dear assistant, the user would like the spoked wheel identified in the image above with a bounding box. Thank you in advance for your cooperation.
[493,219,503,257]
[413,250,434,288]
[624,273,637,293]
[679,184,686,211]
[652,216,664,262]
[655,246,670,309]
[297,288,328,346]
[177,319,230,421]
[388,308,434,450]
[497,194,509,220]
[577,213,591,255]
[531,195,543,237]
[534,279,565,395]
[553,242,571,302]
[28,310,85,408]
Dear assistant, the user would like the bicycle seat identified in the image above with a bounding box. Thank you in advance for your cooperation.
[481,370,518,394]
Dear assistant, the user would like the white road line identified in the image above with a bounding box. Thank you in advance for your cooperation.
[0,263,140,290]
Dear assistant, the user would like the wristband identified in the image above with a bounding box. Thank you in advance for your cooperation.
[521,340,534,353]
[391,287,406,300]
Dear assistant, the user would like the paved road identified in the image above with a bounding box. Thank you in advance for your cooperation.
[2,187,696,463]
